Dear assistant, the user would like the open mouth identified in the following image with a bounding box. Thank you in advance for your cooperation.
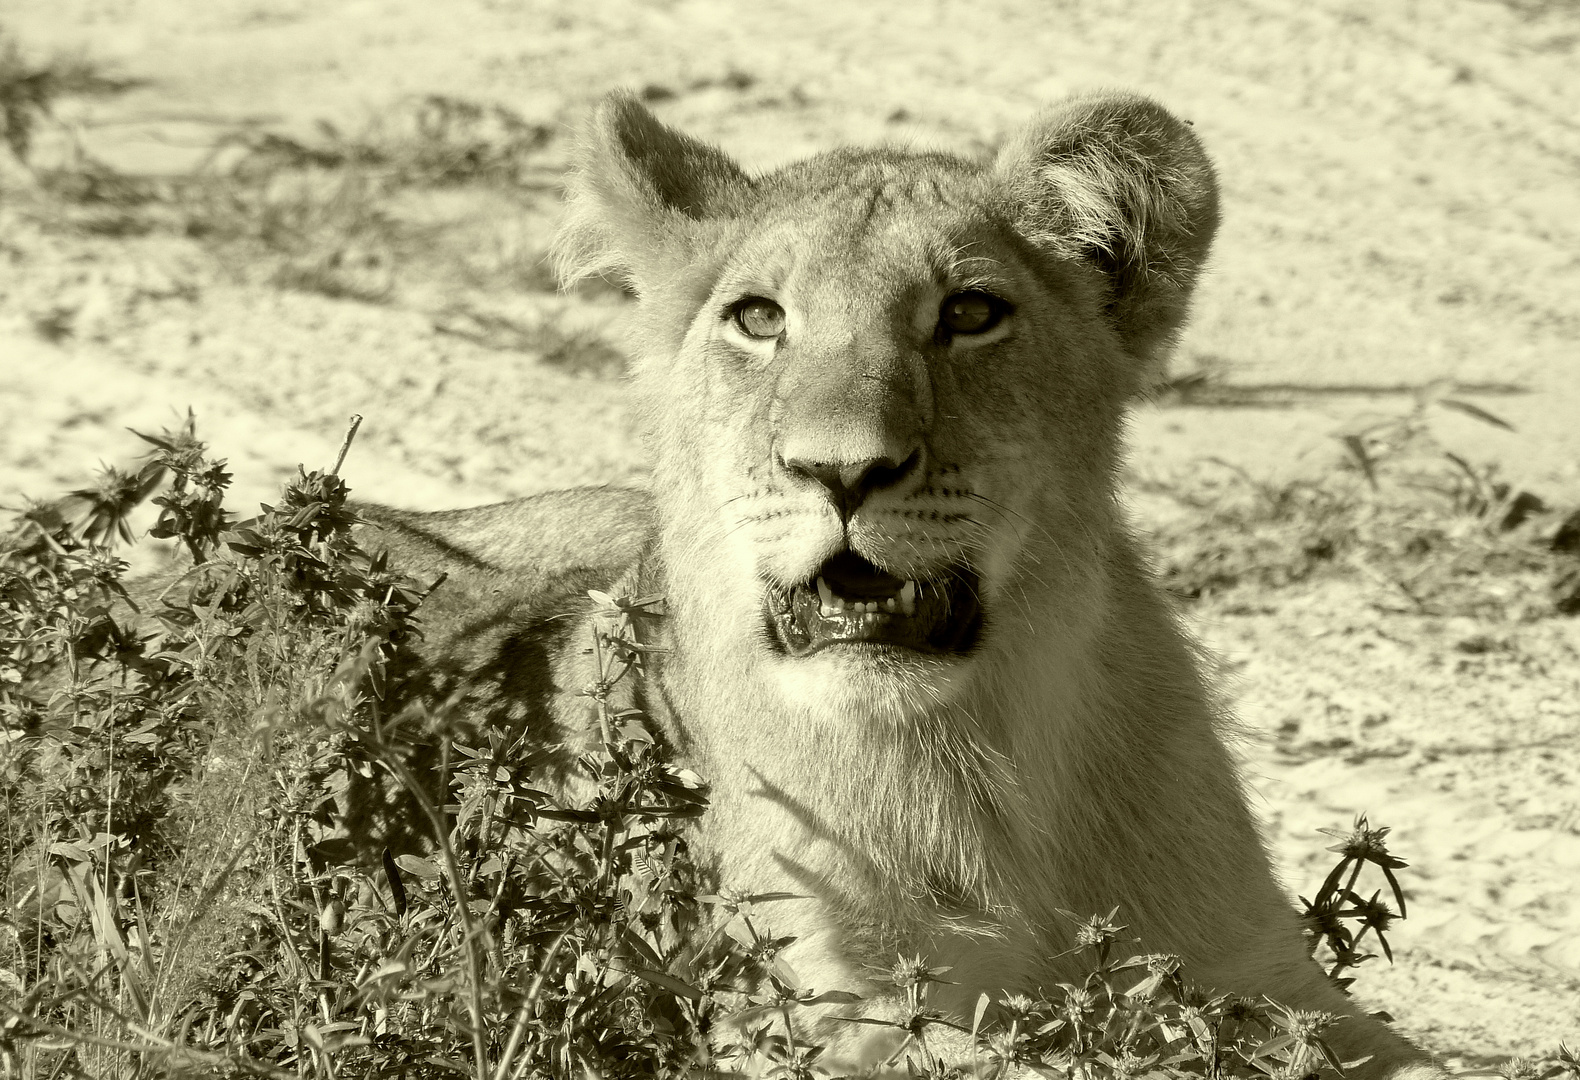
[763,550,982,657]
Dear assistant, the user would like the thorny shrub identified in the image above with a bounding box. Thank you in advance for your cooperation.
[3,419,1577,1080]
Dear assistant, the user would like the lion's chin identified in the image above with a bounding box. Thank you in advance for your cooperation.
[766,643,966,725]
[761,550,983,659]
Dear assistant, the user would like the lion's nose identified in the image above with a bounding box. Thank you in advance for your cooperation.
[780,447,922,522]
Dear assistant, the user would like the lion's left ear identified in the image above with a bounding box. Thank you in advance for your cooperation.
[995,93,1219,378]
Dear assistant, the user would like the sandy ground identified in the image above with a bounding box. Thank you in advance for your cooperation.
[2,0,1578,1063]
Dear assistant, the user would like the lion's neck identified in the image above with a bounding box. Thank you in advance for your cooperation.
[638,552,1102,921]
[628,527,1232,947]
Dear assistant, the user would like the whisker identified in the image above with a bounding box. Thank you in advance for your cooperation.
[720,512,792,544]
[963,492,1073,579]
[960,492,1036,534]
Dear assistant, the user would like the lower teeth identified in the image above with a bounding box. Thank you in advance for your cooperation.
[818,598,905,618]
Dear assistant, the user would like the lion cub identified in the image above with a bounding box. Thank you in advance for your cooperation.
[364,92,1442,1077]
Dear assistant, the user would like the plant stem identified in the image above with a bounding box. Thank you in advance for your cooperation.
[330,415,363,478]
[497,928,571,1080]
[376,740,489,1080]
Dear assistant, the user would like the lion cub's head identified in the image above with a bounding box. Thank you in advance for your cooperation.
[555,94,1217,723]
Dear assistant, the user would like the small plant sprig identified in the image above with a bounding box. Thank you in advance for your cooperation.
[832,954,962,1077]
[1501,1045,1580,1080]
[1300,815,1410,996]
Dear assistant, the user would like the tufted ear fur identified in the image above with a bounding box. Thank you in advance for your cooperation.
[995,93,1219,379]
[553,92,751,292]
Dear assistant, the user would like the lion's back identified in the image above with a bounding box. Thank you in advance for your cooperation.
[358,487,653,748]
[358,486,652,583]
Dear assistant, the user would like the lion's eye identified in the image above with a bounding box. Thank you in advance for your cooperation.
[734,298,786,339]
[938,292,1004,336]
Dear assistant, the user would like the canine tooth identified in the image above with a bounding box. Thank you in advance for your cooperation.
[817,576,840,616]
[900,580,916,616]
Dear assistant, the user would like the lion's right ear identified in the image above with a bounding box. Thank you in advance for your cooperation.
[553,92,750,292]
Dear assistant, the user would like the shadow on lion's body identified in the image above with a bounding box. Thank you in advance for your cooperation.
[352,92,1442,1076]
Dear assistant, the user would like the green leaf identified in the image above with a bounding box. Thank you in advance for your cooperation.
[363,960,408,983]
[618,925,665,970]
[1254,1034,1296,1058]
[627,967,703,1001]
[803,989,863,1006]
[835,1015,908,1029]
[394,854,440,880]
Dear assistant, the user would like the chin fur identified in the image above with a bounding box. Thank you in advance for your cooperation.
[765,642,974,726]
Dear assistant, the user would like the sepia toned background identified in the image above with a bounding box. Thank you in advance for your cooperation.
[2,0,1577,1062]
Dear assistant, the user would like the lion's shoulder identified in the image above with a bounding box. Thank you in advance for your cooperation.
[359,487,654,743]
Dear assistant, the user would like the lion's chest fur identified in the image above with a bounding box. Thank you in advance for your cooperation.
[635,623,1059,1003]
